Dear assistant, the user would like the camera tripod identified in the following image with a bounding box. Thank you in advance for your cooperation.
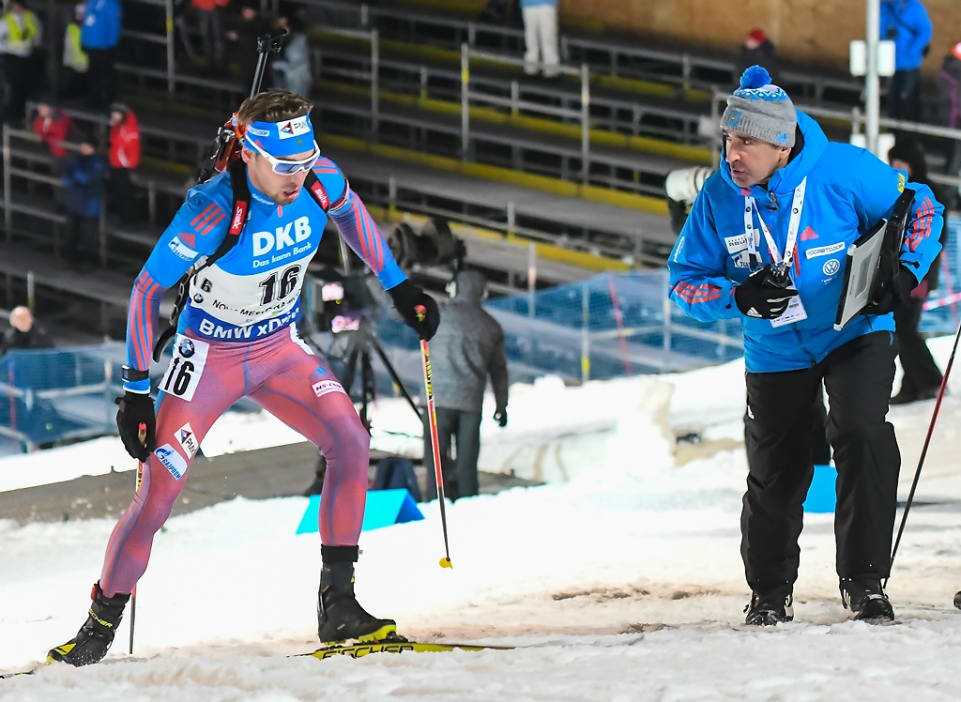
[336,323,423,431]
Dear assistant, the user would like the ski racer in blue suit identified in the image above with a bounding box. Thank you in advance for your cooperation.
[49,90,441,667]
[669,66,943,626]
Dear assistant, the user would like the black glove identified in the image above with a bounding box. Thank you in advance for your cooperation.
[866,266,917,315]
[388,280,440,340]
[494,407,507,428]
[115,391,156,461]
[734,266,799,319]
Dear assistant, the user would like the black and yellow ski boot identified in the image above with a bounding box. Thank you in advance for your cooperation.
[48,583,131,666]
[317,545,396,644]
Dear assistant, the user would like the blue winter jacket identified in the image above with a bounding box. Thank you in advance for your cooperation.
[667,110,943,374]
[82,0,121,50]
[62,154,107,217]
[880,0,932,71]
[520,0,558,8]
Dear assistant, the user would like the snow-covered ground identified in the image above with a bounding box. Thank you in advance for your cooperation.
[2,337,961,700]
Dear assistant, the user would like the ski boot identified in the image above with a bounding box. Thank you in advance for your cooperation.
[743,586,794,626]
[840,578,895,623]
[48,583,131,666]
[317,545,396,644]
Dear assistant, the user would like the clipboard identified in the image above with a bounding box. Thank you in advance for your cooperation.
[834,189,915,331]
[833,218,887,330]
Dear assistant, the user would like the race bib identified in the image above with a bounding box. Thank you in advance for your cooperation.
[159,335,209,401]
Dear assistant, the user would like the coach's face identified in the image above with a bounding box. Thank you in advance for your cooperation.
[724,130,790,188]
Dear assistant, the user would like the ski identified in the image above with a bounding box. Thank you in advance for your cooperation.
[296,635,513,660]
[0,670,34,680]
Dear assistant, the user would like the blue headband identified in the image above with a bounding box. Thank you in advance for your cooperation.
[241,113,316,157]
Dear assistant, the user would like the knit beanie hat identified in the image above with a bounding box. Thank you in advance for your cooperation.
[721,65,796,148]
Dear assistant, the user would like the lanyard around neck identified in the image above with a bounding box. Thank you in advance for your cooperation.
[743,176,807,269]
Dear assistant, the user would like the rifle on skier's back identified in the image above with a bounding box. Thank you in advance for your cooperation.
[195,29,289,185]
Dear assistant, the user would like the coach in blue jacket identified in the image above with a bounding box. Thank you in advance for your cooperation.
[668,66,943,626]
[880,0,932,122]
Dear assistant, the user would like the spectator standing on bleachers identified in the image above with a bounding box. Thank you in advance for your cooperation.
[736,28,778,85]
[0,306,53,356]
[192,0,227,68]
[108,103,140,225]
[62,3,89,101]
[272,15,310,97]
[82,0,121,111]
[32,99,73,174]
[0,0,43,126]
[880,0,932,124]
[935,42,961,184]
[61,134,107,269]
[225,2,272,86]
[520,0,559,79]
[423,269,508,501]
[888,139,947,404]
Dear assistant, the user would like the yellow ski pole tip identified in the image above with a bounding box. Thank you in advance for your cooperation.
[439,557,452,569]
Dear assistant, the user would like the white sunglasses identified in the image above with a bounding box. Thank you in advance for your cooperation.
[246,138,321,175]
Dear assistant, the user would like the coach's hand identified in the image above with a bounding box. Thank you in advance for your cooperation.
[115,391,156,461]
[867,266,917,315]
[734,266,799,319]
[388,280,440,340]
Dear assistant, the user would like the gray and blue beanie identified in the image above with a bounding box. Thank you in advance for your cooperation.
[720,65,796,148]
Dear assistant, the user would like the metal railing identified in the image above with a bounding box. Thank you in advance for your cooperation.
[460,44,592,183]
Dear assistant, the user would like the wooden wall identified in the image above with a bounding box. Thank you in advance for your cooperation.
[560,0,961,76]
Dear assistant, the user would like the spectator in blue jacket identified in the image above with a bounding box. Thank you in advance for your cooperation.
[81,0,121,111]
[62,135,108,269]
[880,0,932,123]
[669,66,943,627]
[520,0,559,79]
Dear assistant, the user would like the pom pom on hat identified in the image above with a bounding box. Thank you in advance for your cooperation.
[739,65,772,90]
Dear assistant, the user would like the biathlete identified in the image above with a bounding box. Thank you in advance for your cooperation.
[49,90,440,665]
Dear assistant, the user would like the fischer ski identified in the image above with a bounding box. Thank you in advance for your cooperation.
[297,632,512,660]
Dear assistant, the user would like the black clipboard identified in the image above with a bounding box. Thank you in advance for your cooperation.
[834,189,915,330]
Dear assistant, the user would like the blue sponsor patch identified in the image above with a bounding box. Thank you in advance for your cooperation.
[154,443,186,479]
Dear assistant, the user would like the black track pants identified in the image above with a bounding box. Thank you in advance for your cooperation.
[741,331,900,593]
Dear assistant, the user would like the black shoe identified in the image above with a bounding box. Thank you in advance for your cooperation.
[317,560,395,644]
[48,583,130,666]
[744,588,794,626]
[840,578,895,623]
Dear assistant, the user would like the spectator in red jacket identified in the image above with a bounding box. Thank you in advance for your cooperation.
[32,99,72,173]
[108,103,140,225]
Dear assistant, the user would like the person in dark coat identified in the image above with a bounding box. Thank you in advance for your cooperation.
[1,306,53,355]
[61,135,107,268]
[935,42,961,181]
[423,269,508,501]
[736,28,779,85]
[888,139,948,403]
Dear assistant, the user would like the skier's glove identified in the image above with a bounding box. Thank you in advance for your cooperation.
[734,266,799,319]
[866,266,917,315]
[493,407,508,428]
[388,280,440,340]
[115,391,156,461]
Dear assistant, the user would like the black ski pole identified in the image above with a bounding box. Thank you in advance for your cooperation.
[886,317,961,585]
